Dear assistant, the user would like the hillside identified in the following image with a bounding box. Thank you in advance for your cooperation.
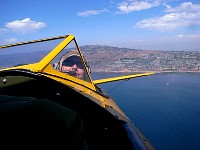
[1,45,200,72]
[80,45,200,72]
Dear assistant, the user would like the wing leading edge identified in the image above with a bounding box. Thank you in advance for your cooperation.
[93,72,155,85]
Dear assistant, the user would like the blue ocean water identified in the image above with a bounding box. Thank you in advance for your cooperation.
[91,72,200,150]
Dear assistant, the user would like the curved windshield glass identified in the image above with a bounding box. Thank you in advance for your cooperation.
[0,36,91,82]
[0,38,63,69]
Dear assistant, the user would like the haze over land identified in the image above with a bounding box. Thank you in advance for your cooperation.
[81,45,200,72]
[1,1,200,72]
[0,44,199,73]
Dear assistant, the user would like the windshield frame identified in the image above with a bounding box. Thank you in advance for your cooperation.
[0,34,93,83]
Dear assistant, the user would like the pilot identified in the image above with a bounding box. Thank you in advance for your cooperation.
[60,50,85,79]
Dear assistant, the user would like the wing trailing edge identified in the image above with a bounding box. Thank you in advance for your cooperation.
[93,72,155,85]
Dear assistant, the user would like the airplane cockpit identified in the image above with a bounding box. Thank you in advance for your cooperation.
[50,38,91,83]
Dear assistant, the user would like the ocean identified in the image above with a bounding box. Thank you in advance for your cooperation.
[91,72,200,150]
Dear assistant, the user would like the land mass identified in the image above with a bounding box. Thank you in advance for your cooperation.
[80,45,200,73]
[1,45,200,73]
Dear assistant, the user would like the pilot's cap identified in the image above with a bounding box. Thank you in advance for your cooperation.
[59,50,81,70]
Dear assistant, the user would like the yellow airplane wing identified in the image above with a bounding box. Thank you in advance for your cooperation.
[93,72,155,84]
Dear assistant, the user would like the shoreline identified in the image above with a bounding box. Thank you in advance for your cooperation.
[91,70,200,73]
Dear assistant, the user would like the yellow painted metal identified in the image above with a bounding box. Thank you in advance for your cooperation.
[0,35,71,72]
[41,64,97,91]
[93,72,155,84]
[38,64,106,106]
[39,65,125,110]
[0,34,97,91]
[0,34,155,116]
[0,34,155,149]
[33,35,75,71]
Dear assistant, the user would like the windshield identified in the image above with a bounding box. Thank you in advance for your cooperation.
[0,39,62,69]
[0,36,91,82]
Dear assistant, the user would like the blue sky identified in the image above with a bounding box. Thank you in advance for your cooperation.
[1,0,200,51]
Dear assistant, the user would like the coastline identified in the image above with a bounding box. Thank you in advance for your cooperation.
[91,70,200,74]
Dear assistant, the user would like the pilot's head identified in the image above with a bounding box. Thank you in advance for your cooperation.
[61,51,84,79]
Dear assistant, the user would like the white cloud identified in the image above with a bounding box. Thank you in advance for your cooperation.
[5,38,18,43]
[135,2,200,31]
[5,18,46,34]
[78,9,109,17]
[165,2,200,12]
[177,34,200,38]
[116,0,160,14]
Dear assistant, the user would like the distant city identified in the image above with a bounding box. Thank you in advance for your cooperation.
[81,45,200,72]
[1,44,200,73]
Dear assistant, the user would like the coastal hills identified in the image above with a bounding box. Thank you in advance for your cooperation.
[1,45,199,73]
[80,45,200,72]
